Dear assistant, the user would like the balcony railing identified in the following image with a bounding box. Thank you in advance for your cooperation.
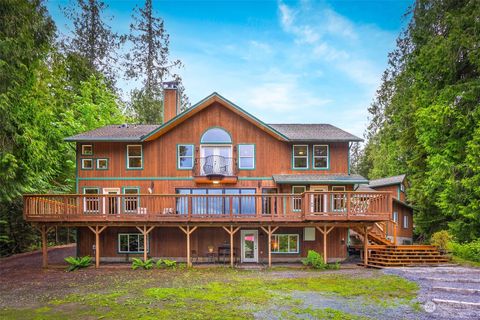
[23,191,391,223]
[193,155,237,177]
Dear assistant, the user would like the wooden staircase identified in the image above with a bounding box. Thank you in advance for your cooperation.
[366,245,449,268]
[351,223,392,246]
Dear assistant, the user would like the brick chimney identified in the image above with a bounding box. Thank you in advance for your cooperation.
[163,81,179,123]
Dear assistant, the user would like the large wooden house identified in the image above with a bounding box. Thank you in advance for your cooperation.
[24,83,407,268]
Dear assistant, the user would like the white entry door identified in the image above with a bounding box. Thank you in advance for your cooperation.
[309,185,328,213]
[241,230,259,263]
[103,188,120,214]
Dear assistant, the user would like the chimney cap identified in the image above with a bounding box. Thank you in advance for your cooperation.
[163,81,178,90]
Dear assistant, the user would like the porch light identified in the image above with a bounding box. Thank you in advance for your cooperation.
[207,173,224,184]
[212,180,220,184]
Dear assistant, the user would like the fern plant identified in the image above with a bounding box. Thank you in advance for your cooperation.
[65,256,92,272]
[131,258,154,270]
[157,259,177,269]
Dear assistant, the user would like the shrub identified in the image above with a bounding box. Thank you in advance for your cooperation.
[430,230,452,250]
[131,258,154,270]
[65,256,92,272]
[301,250,338,270]
[156,259,177,269]
[451,240,480,262]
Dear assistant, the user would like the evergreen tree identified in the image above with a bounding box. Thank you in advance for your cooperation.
[62,0,125,85]
[125,0,188,124]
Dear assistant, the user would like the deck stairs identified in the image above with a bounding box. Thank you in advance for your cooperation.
[351,223,392,246]
[367,245,449,268]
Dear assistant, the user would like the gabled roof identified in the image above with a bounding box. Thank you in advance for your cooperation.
[268,124,362,142]
[64,124,158,142]
[65,92,362,143]
[273,174,368,184]
[369,174,406,188]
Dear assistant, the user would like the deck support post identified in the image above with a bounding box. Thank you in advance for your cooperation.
[222,226,240,267]
[88,225,107,268]
[260,225,279,267]
[38,225,54,268]
[316,225,335,264]
[363,225,369,266]
[179,226,198,267]
[393,221,398,246]
[136,225,155,261]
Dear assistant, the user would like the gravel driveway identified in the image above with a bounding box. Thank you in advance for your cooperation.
[384,266,480,320]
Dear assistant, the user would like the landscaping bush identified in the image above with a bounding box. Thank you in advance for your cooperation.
[451,240,480,262]
[430,230,452,251]
[301,250,339,270]
[156,259,177,269]
[131,258,154,270]
[65,256,92,272]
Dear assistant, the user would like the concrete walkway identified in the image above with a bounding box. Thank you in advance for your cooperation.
[384,266,480,319]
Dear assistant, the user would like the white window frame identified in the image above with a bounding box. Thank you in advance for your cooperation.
[292,145,309,169]
[123,187,140,213]
[400,183,405,192]
[81,144,93,155]
[127,145,143,169]
[96,158,108,170]
[177,144,194,169]
[81,158,94,170]
[313,145,329,169]
[403,215,409,229]
[238,144,255,169]
[393,211,398,223]
[271,234,300,254]
[118,233,149,253]
[83,187,100,213]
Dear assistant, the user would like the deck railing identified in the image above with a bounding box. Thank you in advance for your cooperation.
[192,155,237,177]
[23,191,391,223]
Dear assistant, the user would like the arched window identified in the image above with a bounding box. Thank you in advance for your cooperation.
[200,127,232,144]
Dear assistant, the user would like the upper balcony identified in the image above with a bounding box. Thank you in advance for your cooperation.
[23,191,391,224]
[192,155,238,184]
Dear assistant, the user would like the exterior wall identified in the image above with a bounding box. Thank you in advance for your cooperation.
[386,201,413,244]
[372,184,406,202]
[76,102,350,192]
[77,226,348,263]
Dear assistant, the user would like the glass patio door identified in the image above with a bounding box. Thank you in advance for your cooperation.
[241,230,258,263]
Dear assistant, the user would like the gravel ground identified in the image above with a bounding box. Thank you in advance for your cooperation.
[384,266,480,320]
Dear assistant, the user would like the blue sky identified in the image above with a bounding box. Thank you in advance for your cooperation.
[47,0,412,138]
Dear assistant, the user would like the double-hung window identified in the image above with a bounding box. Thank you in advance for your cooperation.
[118,233,148,253]
[238,144,255,169]
[271,234,299,253]
[177,145,194,169]
[313,145,329,169]
[127,145,143,169]
[293,145,308,169]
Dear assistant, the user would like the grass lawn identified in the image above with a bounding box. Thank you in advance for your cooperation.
[0,267,419,320]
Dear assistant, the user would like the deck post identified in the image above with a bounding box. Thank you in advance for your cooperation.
[222,226,240,267]
[316,225,335,264]
[179,226,198,267]
[88,225,107,268]
[136,225,155,261]
[393,221,398,245]
[41,225,48,268]
[260,225,279,267]
[363,225,369,266]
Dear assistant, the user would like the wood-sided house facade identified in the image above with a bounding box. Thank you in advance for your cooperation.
[23,84,394,268]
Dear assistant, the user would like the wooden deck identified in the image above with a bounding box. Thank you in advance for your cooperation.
[23,191,391,224]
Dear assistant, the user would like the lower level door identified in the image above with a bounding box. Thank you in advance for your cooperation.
[103,188,120,214]
[241,230,258,263]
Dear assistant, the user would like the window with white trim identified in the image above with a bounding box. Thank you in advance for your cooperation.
[293,145,308,169]
[177,145,194,169]
[271,234,299,253]
[238,144,255,169]
[83,188,99,213]
[313,145,329,169]
[81,145,93,155]
[292,186,306,212]
[393,211,398,223]
[97,159,108,170]
[123,188,139,213]
[127,145,143,169]
[403,215,409,229]
[118,233,148,253]
[81,159,93,169]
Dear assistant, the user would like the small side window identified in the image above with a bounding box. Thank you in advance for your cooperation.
[81,145,93,156]
[97,159,108,170]
[81,159,93,170]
